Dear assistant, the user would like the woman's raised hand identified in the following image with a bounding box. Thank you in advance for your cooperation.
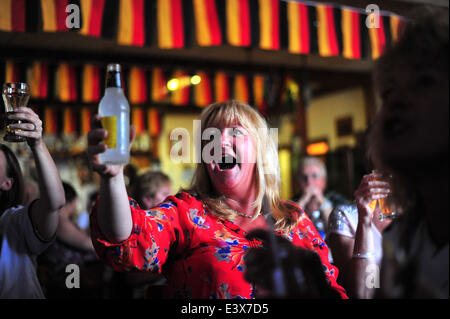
[354,171,391,222]
[7,107,43,147]
[87,114,135,178]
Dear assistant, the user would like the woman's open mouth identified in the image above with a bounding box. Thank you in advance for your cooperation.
[383,117,410,139]
[217,154,238,171]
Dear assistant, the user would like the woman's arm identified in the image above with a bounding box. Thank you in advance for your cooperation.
[350,216,376,299]
[57,214,95,251]
[326,233,354,290]
[87,115,135,243]
[8,107,65,241]
[350,172,390,299]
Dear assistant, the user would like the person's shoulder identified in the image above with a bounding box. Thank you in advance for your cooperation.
[282,200,305,221]
[332,203,358,219]
[169,191,202,205]
[328,204,359,234]
[0,205,26,223]
[153,191,204,214]
[326,191,350,207]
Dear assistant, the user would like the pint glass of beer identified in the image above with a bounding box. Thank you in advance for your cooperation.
[2,82,30,142]
[368,171,397,221]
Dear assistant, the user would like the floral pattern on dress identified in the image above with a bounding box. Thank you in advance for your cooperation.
[142,237,160,271]
[188,208,210,229]
[90,192,348,299]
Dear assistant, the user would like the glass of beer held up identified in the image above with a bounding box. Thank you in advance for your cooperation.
[368,170,398,221]
[2,82,30,142]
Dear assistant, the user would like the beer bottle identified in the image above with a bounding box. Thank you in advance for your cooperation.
[98,63,130,165]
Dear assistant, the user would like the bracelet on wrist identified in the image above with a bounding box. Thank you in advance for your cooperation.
[352,252,376,259]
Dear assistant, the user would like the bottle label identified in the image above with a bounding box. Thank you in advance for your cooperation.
[101,116,117,149]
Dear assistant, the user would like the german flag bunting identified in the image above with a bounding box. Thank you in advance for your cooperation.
[44,107,58,135]
[5,61,22,83]
[233,74,250,104]
[390,14,405,43]
[63,107,77,135]
[151,67,169,102]
[100,0,119,39]
[132,107,146,136]
[193,72,213,107]
[56,63,78,102]
[253,74,267,114]
[79,0,105,37]
[128,67,148,104]
[40,0,71,32]
[28,61,49,99]
[316,4,341,57]
[341,7,362,60]
[157,0,185,49]
[80,107,92,135]
[368,13,391,59]
[258,0,280,50]
[148,108,161,137]
[0,0,26,32]
[117,0,146,46]
[1,1,404,61]
[171,70,190,106]
[287,1,313,55]
[193,0,222,47]
[214,72,231,103]
[82,64,101,103]
[226,0,251,47]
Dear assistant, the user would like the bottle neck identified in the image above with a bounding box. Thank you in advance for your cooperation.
[104,87,124,95]
[105,71,122,89]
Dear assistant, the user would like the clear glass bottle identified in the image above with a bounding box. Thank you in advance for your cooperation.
[98,63,130,165]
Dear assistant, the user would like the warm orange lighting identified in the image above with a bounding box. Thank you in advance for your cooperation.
[306,142,329,156]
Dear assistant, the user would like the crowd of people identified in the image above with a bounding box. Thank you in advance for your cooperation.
[0,6,448,299]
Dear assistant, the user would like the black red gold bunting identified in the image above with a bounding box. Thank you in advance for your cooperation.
[79,0,104,37]
[192,0,223,47]
[0,0,26,32]
[2,0,405,61]
[3,61,28,83]
[157,0,188,49]
[249,0,260,49]
[39,0,76,33]
[225,0,251,47]
[145,0,157,47]
[0,59,288,112]
[101,0,119,40]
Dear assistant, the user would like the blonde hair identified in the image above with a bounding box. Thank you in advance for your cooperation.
[188,100,300,232]
[297,157,327,179]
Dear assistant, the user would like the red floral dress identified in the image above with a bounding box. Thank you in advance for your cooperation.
[90,192,347,299]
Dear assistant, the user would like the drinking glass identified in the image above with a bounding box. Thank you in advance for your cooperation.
[368,170,398,221]
[2,82,30,142]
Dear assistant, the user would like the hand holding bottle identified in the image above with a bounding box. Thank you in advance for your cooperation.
[87,114,136,178]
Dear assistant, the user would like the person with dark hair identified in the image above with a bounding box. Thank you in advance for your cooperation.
[37,181,103,299]
[326,171,393,299]
[242,6,448,299]
[0,144,25,212]
[0,107,65,298]
[56,182,94,252]
[366,6,449,298]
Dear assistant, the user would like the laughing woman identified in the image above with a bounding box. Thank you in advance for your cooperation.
[87,100,347,299]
